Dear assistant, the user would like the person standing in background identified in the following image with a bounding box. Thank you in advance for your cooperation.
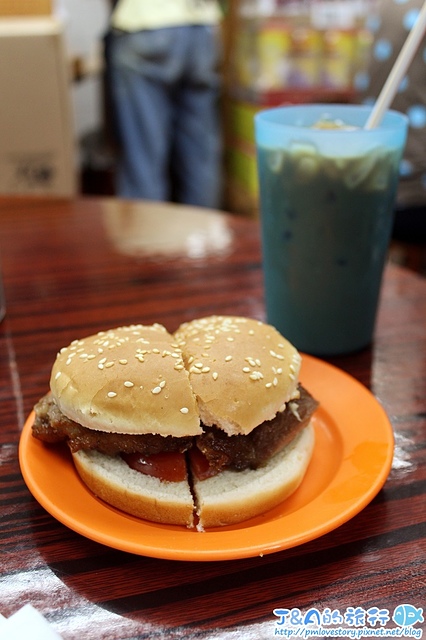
[106,0,223,208]
[358,0,426,242]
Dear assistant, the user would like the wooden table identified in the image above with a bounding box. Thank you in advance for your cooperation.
[0,196,425,639]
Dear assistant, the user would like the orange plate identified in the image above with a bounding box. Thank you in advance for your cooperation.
[19,355,394,561]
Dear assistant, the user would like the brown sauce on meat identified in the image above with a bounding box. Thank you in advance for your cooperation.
[32,385,318,474]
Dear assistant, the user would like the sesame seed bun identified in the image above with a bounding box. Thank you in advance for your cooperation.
[50,324,201,437]
[174,316,302,436]
[72,448,195,527]
[71,422,314,529]
[38,317,317,528]
[194,423,315,528]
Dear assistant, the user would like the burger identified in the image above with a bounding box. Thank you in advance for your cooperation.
[32,316,318,529]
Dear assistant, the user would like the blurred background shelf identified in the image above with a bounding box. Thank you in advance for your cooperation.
[1,0,424,277]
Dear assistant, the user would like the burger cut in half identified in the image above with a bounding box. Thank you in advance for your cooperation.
[32,317,318,529]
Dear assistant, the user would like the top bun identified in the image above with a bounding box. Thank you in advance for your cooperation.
[174,316,301,436]
[50,324,201,437]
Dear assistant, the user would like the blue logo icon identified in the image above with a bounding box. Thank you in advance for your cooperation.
[392,604,424,627]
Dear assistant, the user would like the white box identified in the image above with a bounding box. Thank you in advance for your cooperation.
[0,18,76,195]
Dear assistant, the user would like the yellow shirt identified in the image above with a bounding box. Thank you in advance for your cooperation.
[111,0,222,31]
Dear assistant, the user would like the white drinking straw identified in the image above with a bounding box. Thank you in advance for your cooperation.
[365,0,426,129]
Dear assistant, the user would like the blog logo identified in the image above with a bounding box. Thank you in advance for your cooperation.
[393,605,424,628]
[272,604,424,637]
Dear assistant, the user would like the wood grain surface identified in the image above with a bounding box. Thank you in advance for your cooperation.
[0,196,425,639]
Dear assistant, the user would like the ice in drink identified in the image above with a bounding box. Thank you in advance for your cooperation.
[255,105,408,355]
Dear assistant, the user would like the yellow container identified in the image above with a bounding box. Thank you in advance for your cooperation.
[321,30,356,89]
[257,20,292,90]
[228,101,259,146]
[288,27,323,88]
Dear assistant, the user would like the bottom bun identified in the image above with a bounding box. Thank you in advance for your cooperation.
[72,423,315,529]
[194,423,315,529]
[72,449,195,527]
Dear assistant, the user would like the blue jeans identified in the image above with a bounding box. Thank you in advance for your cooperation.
[107,25,223,207]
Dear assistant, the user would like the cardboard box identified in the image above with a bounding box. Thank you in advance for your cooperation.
[0,1,51,16]
[0,18,76,196]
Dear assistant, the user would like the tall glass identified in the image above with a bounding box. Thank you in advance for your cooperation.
[255,104,408,356]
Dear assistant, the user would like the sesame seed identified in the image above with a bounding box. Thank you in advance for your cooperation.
[249,371,263,381]
[159,380,166,388]
[105,362,114,368]
[98,364,104,370]
[152,348,160,354]
[242,367,251,373]
[55,371,61,380]
[174,364,184,370]
[201,366,210,373]
[194,362,203,368]
[212,372,218,380]
[119,359,128,365]
[151,386,162,394]
[180,407,189,414]
[265,382,272,388]
[189,366,202,374]
[124,381,134,388]
[99,357,107,364]
[273,377,278,386]
[225,355,232,362]
[107,391,117,398]
[66,358,72,365]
